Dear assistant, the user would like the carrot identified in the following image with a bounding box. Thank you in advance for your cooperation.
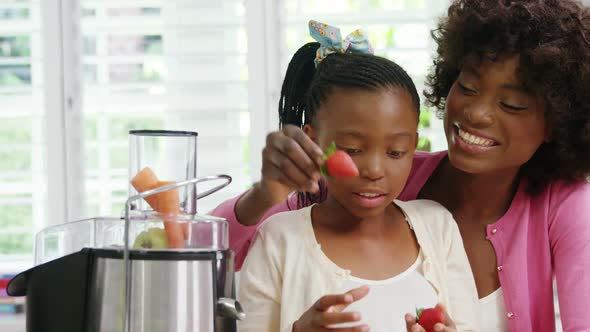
[163,221,185,249]
[155,181,185,248]
[130,169,186,248]
[130,167,160,210]
[181,222,189,241]
[152,181,179,213]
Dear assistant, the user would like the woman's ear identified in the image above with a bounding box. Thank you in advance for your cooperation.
[303,124,317,142]
[414,132,420,149]
[543,126,553,143]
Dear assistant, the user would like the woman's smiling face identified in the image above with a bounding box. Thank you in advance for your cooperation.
[444,55,549,175]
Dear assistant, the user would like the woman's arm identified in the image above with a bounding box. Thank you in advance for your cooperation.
[213,125,323,227]
[209,188,295,270]
[210,125,324,268]
[549,183,590,332]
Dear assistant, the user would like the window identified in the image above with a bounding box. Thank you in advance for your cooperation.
[80,1,252,219]
[0,2,46,270]
[0,0,450,269]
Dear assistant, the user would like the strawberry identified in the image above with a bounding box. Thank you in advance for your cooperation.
[321,142,359,178]
[416,307,446,332]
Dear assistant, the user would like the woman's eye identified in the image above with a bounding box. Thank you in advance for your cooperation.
[500,102,527,112]
[457,81,476,95]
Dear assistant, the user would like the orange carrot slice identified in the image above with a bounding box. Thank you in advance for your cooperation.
[154,181,184,248]
[153,181,179,213]
[130,170,186,248]
[152,180,188,240]
[130,167,160,210]
[163,221,185,249]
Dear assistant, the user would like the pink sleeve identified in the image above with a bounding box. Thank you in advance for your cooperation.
[549,183,590,332]
[208,191,295,270]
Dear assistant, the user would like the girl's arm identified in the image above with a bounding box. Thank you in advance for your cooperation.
[550,184,590,332]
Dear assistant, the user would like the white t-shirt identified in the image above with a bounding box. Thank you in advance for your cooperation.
[479,288,508,332]
[332,256,438,331]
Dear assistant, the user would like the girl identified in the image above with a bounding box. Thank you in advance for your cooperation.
[237,21,478,332]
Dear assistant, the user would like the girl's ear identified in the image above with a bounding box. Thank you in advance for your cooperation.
[303,124,317,142]
[414,132,420,149]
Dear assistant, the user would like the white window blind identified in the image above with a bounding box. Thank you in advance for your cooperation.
[0,1,46,266]
[80,0,252,217]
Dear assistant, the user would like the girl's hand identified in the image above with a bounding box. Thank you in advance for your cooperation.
[292,285,370,332]
[404,303,456,332]
[260,125,324,204]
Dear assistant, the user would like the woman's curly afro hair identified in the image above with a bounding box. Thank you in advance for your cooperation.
[425,0,590,195]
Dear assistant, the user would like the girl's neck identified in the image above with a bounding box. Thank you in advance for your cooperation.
[312,195,403,237]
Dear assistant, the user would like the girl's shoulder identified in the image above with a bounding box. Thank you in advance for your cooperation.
[395,199,457,239]
[255,205,314,240]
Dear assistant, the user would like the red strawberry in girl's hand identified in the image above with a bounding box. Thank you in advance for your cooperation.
[321,142,359,178]
[416,307,446,332]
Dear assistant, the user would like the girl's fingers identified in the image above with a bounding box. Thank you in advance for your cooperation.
[312,311,362,326]
[433,323,455,332]
[346,285,370,301]
[434,303,456,329]
[405,313,417,331]
[314,293,354,311]
[332,285,371,312]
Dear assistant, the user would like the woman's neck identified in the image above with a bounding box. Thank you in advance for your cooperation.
[429,157,521,221]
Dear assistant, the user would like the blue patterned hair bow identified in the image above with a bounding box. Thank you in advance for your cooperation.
[308,20,374,66]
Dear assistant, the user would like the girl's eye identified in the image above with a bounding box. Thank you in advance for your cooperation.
[343,148,361,154]
[457,81,476,95]
[388,150,405,158]
[500,102,527,112]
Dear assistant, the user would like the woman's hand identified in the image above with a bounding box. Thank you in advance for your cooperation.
[405,304,456,332]
[260,124,324,205]
[235,125,324,226]
[292,285,370,332]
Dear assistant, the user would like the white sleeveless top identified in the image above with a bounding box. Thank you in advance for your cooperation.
[330,256,438,331]
[479,287,508,332]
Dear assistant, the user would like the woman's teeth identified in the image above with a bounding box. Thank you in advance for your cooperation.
[457,128,495,147]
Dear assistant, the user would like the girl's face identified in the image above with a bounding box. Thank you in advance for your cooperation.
[305,87,418,219]
[444,55,549,175]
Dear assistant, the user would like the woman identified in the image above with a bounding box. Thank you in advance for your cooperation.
[212,0,590,330]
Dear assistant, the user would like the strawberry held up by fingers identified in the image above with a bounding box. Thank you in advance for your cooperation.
[321,142,359,178]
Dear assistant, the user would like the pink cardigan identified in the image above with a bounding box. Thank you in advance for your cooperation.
[210,151,590,332]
